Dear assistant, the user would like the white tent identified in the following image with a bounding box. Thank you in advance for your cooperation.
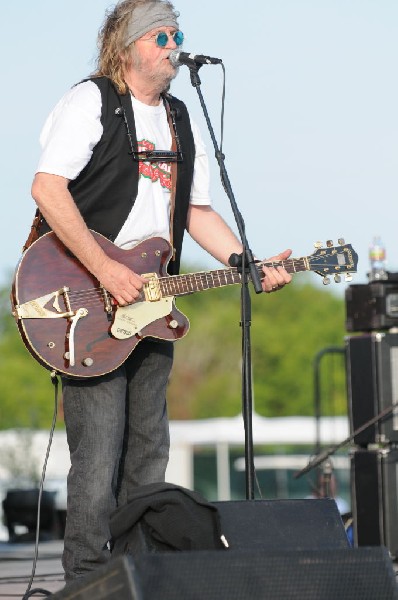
[0,413,349,531]
[170,413,349,446]
[0,414,348,479]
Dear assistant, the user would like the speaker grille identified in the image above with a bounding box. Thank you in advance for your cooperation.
[135,547,398,600]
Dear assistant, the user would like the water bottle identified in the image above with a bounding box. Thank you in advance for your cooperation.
[368,236,388,281]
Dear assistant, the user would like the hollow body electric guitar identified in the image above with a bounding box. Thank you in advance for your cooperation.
[11,232,358,378]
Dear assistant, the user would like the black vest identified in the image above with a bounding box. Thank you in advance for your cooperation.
[41,76,195,275]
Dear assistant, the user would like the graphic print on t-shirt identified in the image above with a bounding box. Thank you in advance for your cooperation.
[138,139,172,190]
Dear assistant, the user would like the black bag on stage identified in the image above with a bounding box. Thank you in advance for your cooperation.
[110,482,226,557]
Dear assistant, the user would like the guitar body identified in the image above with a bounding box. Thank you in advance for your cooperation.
[11,232,189,378]
[11,231,357,379]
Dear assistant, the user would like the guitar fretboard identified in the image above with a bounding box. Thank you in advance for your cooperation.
[158,258,308,297]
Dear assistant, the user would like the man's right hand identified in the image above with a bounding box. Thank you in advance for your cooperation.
[99,257,148,306]
[31,174,148,307]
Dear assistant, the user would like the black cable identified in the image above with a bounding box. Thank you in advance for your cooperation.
[21,588,52,599]
[22,372,59,600]
[218,64,229,197]
[219,63,226,155]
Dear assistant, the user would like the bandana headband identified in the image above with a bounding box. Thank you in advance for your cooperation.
[124,2,179,47]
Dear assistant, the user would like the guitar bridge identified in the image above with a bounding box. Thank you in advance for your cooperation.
[142,273,162,302]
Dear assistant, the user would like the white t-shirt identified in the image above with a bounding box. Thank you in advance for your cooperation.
[37,81,211,248]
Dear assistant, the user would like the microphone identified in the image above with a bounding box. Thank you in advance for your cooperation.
[169,49,222,67]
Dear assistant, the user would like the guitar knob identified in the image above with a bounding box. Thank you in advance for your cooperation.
[323,277,331,285]
[82,357,94,367]
[169,319,179,329]
[334,274,341,283]
[345,273,353,282]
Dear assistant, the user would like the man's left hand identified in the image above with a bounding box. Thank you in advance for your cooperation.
[261,249,293,293]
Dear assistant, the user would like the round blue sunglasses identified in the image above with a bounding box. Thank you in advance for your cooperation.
[150,31,184,47]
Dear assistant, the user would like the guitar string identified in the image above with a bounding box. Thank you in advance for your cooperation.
[60,255,349,305]
[64,257,300,299]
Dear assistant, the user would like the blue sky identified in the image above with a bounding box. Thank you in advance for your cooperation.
[1,0,397,292]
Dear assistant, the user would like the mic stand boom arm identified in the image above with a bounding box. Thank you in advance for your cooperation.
[294,400,398,479]
[187,64,262,500]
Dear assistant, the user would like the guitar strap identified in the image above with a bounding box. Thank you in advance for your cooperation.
[163,95,178,260]
[22,208,43,252]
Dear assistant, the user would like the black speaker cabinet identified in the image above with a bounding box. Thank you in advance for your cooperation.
[351,447,398,559]
[213,499,348,551]
[133,547,398,600]
[51,548,398,600]
[345,280,398,332]
[112,498,349,559]
[346,332,398,445]
[50,555,140,599]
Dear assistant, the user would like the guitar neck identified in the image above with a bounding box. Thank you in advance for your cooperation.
[159,258,308,297]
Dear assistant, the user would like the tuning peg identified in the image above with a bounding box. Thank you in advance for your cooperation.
[326,240,333,247]
[345,273,353,282]
[323,277,331,285]
[314,241,323,249]
[334,274,341,283]
[338,238,345,245]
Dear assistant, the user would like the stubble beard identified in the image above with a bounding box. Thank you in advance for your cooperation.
[131,50,178,94]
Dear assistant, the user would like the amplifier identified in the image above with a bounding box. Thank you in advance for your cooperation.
[346,333,398,445]
[351,447,398,559]
[345,279,398,332]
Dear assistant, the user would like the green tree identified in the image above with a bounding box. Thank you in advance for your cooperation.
[0,285,58,429]
[168,274,348,419]
[0,272,348,429]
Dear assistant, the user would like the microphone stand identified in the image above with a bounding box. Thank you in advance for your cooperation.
[186,64,263,499]
[294,399,398,480]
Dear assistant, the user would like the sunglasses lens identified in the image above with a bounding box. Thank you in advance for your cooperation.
[156,32,169,47]
[173,31,184,46]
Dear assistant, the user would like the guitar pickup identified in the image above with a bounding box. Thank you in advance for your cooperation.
[14,287,74,320]
[142,273,162,302]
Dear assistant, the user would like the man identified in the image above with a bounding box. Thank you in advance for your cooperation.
[31,0,292,581]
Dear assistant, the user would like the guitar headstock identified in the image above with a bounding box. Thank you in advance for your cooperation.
[309,238,358,285]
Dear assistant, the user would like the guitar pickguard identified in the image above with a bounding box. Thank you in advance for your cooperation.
[111,297,174,339]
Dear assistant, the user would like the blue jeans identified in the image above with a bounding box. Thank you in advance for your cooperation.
[61,339,174,580]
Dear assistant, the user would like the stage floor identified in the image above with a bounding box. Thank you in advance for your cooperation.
[0,539,65,598]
